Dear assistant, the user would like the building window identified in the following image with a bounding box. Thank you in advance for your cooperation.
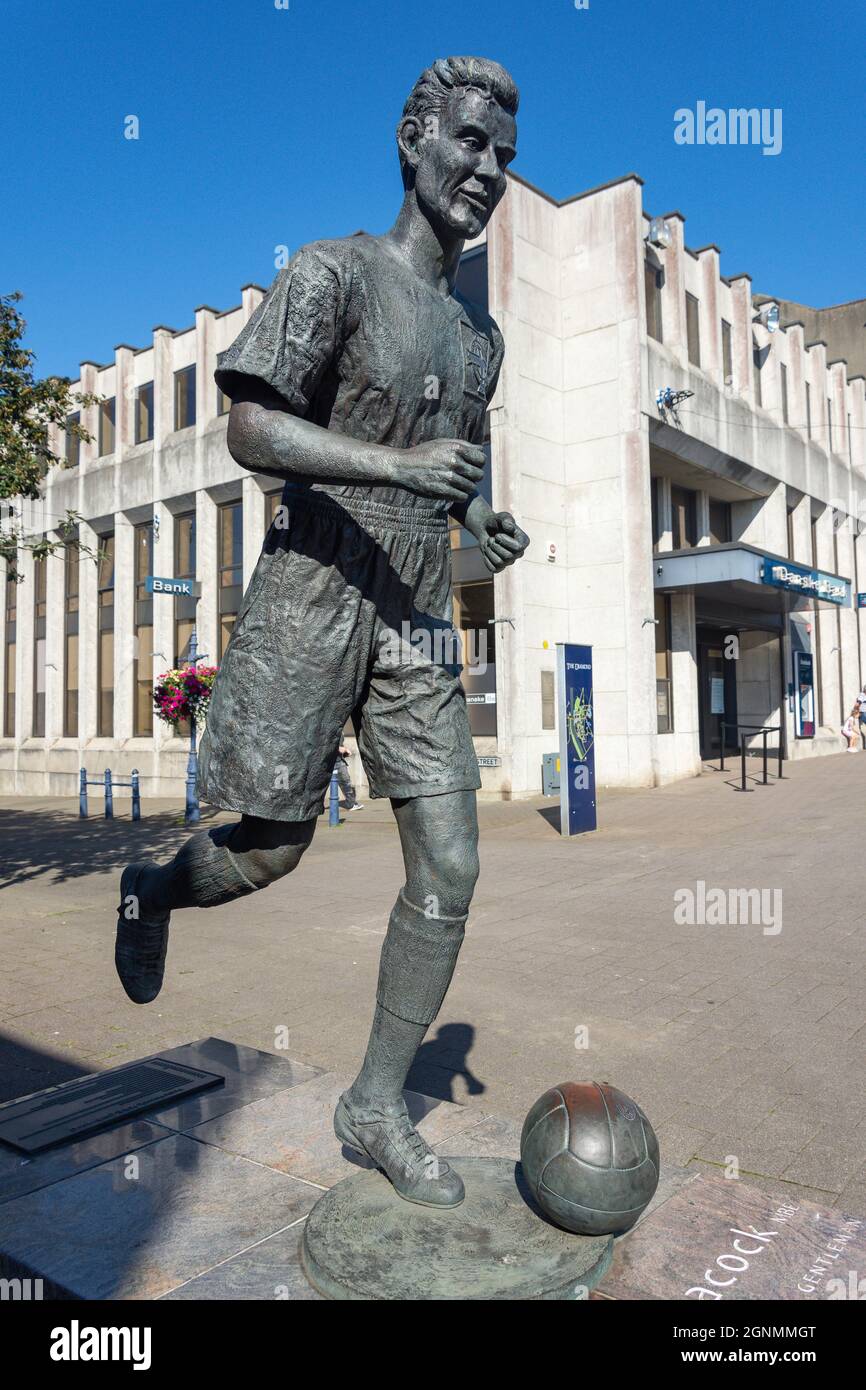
[174,366,196,430]
[174,512,197,666]
[721,319,733,384]
[32,554,47,737]
[133,521,154,736]
[780,363,788,425]
[217,387,232,416]
[827,398,833,452]
[806,382,811,438]
[644,260,663,342]
[787,506,795,560]
[64,541,79,737]
[4,562,16,737]
[708,499,732,544]
[218,501,243,659]
[97,534,115,737]
[135,382,154,444]
[671,485,697,550]
[173,511,197,738]
[849,413,853,466]
[651,476,662,549]
[685,293,701,367]
[98,397,116,456]
[655,593,673,734]
[65,414,81,468]
[541,669,555,731]
[453,579,496,736]
[753,344,762,407]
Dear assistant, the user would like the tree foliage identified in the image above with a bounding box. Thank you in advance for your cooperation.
[0,291,100,576]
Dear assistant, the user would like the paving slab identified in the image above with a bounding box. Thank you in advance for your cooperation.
[187,1069,490,1189]
[160,1221,323,1302]
[596,1171,866,1301]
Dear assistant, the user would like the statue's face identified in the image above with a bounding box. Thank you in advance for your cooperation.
[407,87,517,240]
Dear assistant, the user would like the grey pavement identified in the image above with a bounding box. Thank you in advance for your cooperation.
[1,751,865,1216]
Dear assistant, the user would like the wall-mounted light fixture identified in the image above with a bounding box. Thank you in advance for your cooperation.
[644,217,673,250]
[753,303,780,334]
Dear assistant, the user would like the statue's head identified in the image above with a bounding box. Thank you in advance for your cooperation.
[397,57,519,240]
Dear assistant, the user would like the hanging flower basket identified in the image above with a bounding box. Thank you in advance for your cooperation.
[153,664,217,729]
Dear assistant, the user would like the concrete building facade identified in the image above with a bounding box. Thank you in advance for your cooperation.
[3,170,865,802]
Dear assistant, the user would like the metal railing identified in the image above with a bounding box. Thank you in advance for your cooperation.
[718,723,783,791]
[79,767,141,820]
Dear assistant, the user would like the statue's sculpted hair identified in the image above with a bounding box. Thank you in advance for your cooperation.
[398,57,519,186]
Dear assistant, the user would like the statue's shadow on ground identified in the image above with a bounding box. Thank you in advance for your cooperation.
[337,1022,486,1168]
[404,1023,485,1104]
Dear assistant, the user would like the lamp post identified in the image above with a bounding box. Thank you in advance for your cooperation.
[184,627,207,826]
[146,573,206,826]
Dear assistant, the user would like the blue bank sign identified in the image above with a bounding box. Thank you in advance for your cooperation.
[761,560,849,606]
[556,643,597,836]
[146,575,201,598]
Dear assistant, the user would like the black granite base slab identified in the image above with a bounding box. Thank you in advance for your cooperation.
[0,1058,224,1154]
[0,1117,171,1207]
[138,1037,323,1132]
[0,1132,322,1300]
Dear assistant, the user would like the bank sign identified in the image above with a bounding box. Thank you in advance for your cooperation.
[146,575,201,598]
[556,643,597,836]
[761,560,849,606]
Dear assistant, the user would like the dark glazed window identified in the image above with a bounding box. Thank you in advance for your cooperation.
[671,485,697,550]
[645,261,663,342]
[98,397,116,456]
[174,367,196,430]
[136,382,154,443]
[97,534,115,737]
[721,319,733,383]
[686,293,701,367]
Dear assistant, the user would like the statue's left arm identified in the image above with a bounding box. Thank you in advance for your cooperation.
[448,320,530,573]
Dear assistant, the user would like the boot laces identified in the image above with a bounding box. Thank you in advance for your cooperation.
[396,1111,431,1163]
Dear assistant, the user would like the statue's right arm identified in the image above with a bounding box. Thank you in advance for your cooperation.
[226,385,485,503]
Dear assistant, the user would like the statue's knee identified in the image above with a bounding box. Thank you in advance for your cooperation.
[421,838,479,916]
[224,816,315,889]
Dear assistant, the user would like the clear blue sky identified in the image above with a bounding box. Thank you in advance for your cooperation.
[2,0,863,379]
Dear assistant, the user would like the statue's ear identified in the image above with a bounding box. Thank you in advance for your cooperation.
[396,116,425,173]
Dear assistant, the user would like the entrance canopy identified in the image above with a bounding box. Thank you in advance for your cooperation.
[653,543,851,624]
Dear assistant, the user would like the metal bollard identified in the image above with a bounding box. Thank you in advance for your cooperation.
[762,729,769,785]
[740,736,747,793]
[104,768,113,820]
[79,768,88,819]
[329,765,340,827]
[131,769,141,822]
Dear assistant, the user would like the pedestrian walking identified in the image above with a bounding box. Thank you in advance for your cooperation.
[335,743,363,810]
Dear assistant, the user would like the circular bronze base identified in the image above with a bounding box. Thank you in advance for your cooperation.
[301,1156,613,1300]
